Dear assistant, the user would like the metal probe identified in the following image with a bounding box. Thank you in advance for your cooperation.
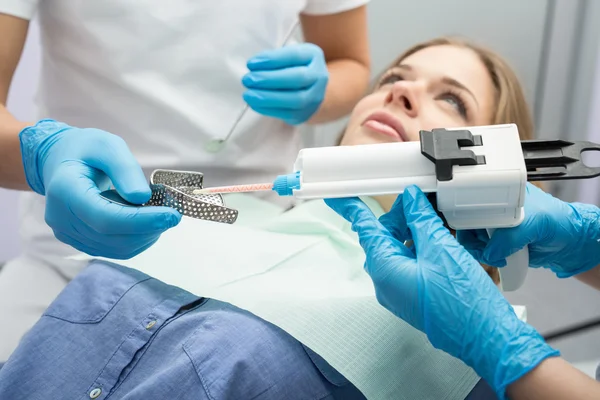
[205,19,300,153]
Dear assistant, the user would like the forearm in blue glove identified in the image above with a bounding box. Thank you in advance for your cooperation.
[326,187,559,399]
[242,43,329,125]
[19,119,181,259]
[458,183,600,278]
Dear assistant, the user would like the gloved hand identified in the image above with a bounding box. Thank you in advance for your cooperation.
[19,119,181,259]
[457,183,600,278]
[242,43,329,125]
[326,186,559,399]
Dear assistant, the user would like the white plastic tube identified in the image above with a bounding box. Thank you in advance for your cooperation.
[291,142,437,199]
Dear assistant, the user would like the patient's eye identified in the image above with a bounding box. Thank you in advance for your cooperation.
[438,91,468,119]
[378,72,403,87]
[443,93,466,113]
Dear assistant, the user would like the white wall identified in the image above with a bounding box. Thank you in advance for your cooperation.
[578,37,600,204]
[0,20,40,263]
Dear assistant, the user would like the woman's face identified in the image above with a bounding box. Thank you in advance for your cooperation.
[340,45,496,146]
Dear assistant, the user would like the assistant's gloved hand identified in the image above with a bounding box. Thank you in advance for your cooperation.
[242,43,329,125]
[19,119,181,259]
[458,183,600,278]
[326,186,559,399]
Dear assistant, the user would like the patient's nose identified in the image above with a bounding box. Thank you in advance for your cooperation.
[386,82,419,118]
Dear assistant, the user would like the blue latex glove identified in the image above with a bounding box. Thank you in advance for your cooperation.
[20,119,181,259]
[326,186,558,399]
[458,183,600,278]
[242,43,329,125]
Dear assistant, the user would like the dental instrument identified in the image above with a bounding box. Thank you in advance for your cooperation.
[99,169,239,224]
[200,123,600,291]
[204,19,300,153]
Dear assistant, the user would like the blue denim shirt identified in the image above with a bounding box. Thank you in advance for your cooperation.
[0,261,494,399]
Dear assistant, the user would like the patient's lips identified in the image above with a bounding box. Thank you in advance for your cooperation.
[362,111,408,142]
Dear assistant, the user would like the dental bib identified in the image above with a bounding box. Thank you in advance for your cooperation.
[74,194,526,399]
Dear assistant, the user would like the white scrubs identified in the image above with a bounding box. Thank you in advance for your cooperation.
[0,0,369,360]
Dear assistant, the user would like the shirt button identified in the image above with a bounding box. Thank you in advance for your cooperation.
[89,388,102,398]
[146,320,156,330]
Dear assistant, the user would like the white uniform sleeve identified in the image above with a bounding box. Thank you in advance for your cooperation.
[0,0,39,20]
[302,0,369,16]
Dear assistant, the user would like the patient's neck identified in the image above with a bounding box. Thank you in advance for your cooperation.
[372,194,397,213]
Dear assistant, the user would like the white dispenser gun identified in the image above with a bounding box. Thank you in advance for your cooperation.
[269,123,600,291]
[102,123,600,291]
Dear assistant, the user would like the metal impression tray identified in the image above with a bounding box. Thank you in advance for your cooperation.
[99,169,238,224]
